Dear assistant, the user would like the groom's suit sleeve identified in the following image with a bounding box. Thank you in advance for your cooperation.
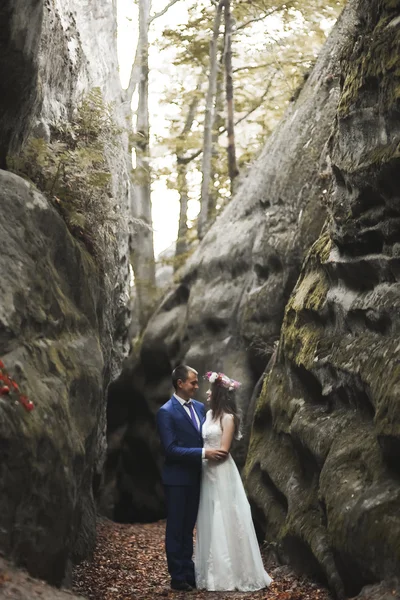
[157,407,203,465]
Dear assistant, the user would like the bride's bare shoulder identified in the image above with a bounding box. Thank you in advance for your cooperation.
[221,412,234,420]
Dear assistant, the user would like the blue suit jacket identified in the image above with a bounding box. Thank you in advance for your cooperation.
[156,395,206,486]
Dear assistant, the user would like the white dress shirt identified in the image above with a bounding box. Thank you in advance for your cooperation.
[174,393,205,459]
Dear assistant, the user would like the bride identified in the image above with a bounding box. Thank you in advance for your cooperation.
[194,371,272,591]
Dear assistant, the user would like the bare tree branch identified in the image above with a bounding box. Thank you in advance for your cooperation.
[233,58,311,74]
[235,2,293,32]
[231,79,273,127]
[180,76,204,139]
[177,79,274,166]
[149,0,181,23]
[233,62,273,73]
[177,148,202,166]
[126,0,183,103]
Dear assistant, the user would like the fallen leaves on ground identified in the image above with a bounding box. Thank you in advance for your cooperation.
[72,518,333,600]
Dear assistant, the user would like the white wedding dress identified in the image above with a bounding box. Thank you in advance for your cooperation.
[194,411,272,591]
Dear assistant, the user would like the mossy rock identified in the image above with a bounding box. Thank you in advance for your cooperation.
[0,171,107,584]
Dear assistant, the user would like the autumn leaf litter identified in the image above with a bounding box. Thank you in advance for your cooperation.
[73,518,332,600]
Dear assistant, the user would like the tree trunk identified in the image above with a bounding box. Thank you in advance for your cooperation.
[197,0,224,240]
[131,0,156,329]
[224,0,239,194]
[175,76,203,261]
[208,48,224,221]
[175,162,189,262]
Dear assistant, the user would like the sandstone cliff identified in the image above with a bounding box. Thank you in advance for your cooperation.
[0,0,130,586]
[0,0,43,167]
[245,0,400,597]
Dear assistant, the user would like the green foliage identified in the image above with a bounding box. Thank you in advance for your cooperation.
[153,0,344,231]
[8,88,120,261]
[338,4,400,118]
[159,247,195,274]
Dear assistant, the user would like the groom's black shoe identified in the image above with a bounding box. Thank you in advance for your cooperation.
[186,580,196,589]
[170,581,193,591]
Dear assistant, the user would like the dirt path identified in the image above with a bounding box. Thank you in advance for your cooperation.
[72,518,332,600]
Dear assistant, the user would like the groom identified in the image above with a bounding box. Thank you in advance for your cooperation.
[156,365,227,591]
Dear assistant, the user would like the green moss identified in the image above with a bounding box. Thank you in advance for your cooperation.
[243,434,262,479]
[292,271,329,312]
[285,324,320,370]
[338,6,400,117]
[282,278,328,368]
[278,229,332,369]
[360,141,400,168]
[8,88,120,262]
[309,229,332,264]
[156,247,195,279]
[302,328,400,440]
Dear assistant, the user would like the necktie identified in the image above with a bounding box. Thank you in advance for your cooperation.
[185,401,200,431]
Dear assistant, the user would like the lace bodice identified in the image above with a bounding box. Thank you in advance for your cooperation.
[202,411,224,449]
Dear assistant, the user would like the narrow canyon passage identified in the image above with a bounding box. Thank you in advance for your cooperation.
[72,518,332,600]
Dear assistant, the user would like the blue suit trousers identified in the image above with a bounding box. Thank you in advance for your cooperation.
[164,481,200,584]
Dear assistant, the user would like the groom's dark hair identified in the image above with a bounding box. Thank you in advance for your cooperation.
[172,364,197,390]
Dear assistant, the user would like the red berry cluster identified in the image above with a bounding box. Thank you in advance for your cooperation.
[0,359,34,412]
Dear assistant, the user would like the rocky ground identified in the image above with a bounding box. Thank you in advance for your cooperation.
[0,558,84,600]
[72,518,332,600]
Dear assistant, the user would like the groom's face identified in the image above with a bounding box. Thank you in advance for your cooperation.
[178,371,199,400]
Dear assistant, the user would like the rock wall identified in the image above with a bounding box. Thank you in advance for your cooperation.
[0,172,106,584]
[245,0,400,598]
[0,556,85,600]
[0,0,43,167]
[38,0,132,382]
[0,0,131,587]
[102,1,356,522]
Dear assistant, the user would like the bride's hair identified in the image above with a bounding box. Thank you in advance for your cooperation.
[210,383,242,439]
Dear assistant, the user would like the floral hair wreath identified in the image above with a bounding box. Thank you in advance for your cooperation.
[204,371,241,392]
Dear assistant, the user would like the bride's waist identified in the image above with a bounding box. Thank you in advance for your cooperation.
[202,454,233,470]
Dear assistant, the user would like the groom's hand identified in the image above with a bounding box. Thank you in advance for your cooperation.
[205,449,228,462]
